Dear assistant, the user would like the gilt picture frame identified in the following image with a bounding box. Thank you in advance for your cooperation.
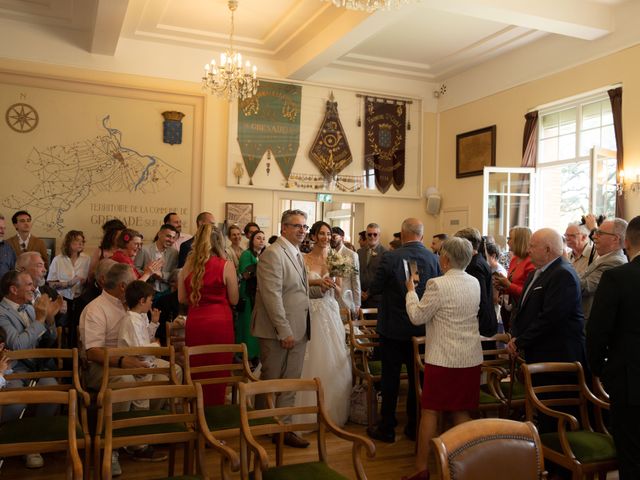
[456,125,496,178]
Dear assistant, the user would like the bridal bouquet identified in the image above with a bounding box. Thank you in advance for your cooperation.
[327,249,359,277]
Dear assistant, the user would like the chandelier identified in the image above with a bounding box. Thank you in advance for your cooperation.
[321,0,414,12]
[202,0,259,101]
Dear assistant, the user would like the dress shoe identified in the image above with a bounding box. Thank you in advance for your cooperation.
[24,453,44,468]
[401,469,429,480]
[366,425,395,443]
[272,432,310,448]
[404,424,416,441]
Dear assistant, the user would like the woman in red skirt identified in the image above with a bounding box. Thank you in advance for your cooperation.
[404,236,483,480]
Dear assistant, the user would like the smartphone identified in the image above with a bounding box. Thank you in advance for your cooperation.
[409,260,419,283]
[403,259,410,281]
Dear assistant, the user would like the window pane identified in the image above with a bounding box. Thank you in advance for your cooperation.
[541,112,559,138]
[509,173,530,195]
[559,108,576,134]
[601,101,613,126]
[601,125,616,150]
[538,162,590,232]
[488,172,509,194]
[580,128,600,156]
[539,137,558,163]
[509,196,530,230]
[559,134,576,160]
[582,101,601,129]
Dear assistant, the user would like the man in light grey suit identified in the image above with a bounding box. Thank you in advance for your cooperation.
[580,218,628,320]
[251,209,315,448]
[0,269,58,468]
[330,226,361,318]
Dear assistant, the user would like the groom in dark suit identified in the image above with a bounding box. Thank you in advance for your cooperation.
[508,228,586,365]
[587,215,640,479]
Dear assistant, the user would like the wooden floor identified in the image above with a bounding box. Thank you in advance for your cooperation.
[0,420,420,479]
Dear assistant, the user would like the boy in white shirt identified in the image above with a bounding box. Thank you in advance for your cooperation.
[117,281,182,410]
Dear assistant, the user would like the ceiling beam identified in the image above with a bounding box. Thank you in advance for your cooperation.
[422,0,612,40]
[90,0,130,55]
[282,4,421,80]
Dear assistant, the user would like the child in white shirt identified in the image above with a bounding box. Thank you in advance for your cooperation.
[117,281,183,409]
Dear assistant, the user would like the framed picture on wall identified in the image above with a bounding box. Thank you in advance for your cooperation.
[225,202,253,228]
[456,125,496,178]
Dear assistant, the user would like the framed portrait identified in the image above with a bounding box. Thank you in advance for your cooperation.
[487,195,500,218]
[456,125,496,178]
[225,202,253,228]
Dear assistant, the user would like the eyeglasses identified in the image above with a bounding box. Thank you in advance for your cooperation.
[593,229,617,237]
[285,223,309,232]
[366,232,378,238]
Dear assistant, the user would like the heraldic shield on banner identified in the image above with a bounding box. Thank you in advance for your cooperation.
[162,111,185,145]
[364,97,406,193]
[309,92,353,181]
[237,81,301,186]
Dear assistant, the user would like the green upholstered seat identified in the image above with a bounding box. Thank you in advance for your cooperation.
[163,476,202,479]
[540,431,617,463]
[0,416,83,443]
[204,404,276,430]
[479,389,502,405]
[499,380,526,399]
[111,409,188,437]
[368,361,407,376]
[251,461,349,480]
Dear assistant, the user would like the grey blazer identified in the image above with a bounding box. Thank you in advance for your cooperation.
[0,298,57,371]
[251,236,312,342]
[580,248,628,318]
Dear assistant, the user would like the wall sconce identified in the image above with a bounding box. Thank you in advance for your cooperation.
[619,169,640,195]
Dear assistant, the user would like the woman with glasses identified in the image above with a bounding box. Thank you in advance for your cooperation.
[492,226,535,331]
[111,228,161,282]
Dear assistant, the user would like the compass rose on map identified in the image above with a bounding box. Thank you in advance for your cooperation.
[5,103,39,133]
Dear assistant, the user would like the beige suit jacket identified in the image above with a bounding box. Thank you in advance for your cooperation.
[251,236,311,342]
[7,235,49,265]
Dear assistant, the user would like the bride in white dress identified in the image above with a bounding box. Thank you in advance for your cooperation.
[296,221,352,427]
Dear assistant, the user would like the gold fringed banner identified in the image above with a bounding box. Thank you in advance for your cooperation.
[309,93,352,179]
[364,97,406,193]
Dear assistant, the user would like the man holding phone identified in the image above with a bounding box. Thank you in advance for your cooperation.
[367,218,440,443]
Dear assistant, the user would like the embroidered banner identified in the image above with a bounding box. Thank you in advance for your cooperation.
[237,81,301,185]
[309,94,352,180]
[364,97,406,193]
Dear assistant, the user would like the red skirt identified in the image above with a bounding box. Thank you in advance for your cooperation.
[421,363,481,411]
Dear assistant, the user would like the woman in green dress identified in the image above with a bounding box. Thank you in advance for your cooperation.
[236,230,266,364]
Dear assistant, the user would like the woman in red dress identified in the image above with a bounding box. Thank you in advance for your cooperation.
[492,226,534,330]
[110,228,161,282]
[178,224,239,405]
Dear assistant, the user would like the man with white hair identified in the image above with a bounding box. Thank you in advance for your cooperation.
[565,222,596,275]
[579,218,628,320]
[508,228,586,366]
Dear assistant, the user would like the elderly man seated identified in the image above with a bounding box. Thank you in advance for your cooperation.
[0,270,60,469]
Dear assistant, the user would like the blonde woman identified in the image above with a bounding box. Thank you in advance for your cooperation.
[178,224,239,405]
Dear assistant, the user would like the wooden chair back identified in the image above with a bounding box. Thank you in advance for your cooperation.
[358,307,378,320]
[0,389,84,479]
[183,343,258,405]
[238,378,375,480]
[432,418,547,480]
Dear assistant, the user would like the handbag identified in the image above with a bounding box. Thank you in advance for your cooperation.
[349,384,369,425]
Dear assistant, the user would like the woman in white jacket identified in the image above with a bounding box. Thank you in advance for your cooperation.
[402,237,482,480]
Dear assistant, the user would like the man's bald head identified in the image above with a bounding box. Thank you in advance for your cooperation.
[401,218,424,243]
[529,228,564,268]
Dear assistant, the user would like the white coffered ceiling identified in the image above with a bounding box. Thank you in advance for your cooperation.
[0,0,637,103]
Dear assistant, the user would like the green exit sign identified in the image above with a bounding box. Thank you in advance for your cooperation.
[317,193,333,203]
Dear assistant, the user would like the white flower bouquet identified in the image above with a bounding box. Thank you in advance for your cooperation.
[327,249,359,277]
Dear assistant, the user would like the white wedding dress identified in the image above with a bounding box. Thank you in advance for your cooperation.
[296,271,352,427]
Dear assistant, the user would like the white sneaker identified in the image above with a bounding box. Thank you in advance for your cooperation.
[25,453,44,468]
[111,451,122,477]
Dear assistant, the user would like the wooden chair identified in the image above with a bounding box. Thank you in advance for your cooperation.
[358,307,378,320]
[432,418,547,480]
[522,362,617,480]
[347,315,382,426]
[101,384,239,480]
[238,378,376,480]
[94,346,181,478]
[0,388,84,479]
[2,348,91,478]
[411,335,426,427]
[166,317,186,366]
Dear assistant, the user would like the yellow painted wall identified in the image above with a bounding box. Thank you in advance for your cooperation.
[436,43,640,232]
